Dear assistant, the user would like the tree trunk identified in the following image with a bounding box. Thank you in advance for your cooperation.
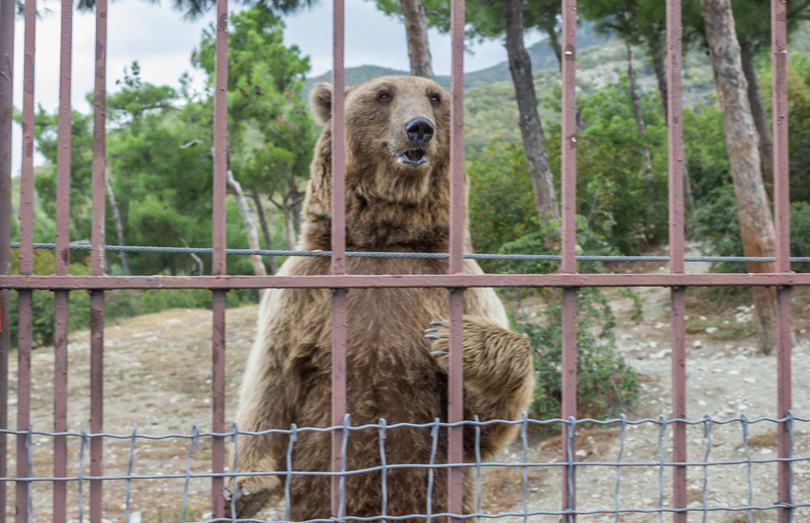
[740,41,774,199]
[647,31,669,124]
[702,0,777,355]
[399,0,434,78]
[544,23,562,70]
[105,178,130,275]
[504,0,560,226]
[180,238,204,276]
[226,171,267,277]
[251,190,278,274]
[283,207,297,250]
[626,45,654,183]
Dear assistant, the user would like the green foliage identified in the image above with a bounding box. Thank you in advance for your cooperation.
[791,202,810,272]
[514,288,639,421]
[467,142,536,257]
[197,6,316,250]
[546,83,669,253]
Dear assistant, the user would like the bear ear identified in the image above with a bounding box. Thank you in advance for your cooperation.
[310,83,353,125]
[310,83,334,124]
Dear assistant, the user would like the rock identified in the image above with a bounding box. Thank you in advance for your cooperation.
[576,449,588,459]
[693,340,704,349]
[705,326,718,334]
[727,370,740,376]
[699,315,708,321]
[743,377,756,384]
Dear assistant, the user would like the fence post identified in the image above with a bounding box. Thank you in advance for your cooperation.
[0,0,15,519]
[560,0,578,519]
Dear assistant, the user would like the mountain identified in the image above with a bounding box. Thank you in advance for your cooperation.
[303,24,609,97]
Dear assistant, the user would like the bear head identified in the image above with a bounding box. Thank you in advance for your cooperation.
[303,76,455,251]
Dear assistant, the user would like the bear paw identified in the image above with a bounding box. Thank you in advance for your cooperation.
[424,319,451,370]
[223,474,280,519]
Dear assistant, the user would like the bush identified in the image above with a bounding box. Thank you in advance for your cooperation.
[513,288,640,421]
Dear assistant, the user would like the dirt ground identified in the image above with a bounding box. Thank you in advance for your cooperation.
[3,274,809,522]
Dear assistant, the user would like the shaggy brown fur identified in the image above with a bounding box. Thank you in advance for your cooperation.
[227,76,535,521]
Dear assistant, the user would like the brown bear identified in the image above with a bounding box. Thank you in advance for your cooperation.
[227,75,535,521]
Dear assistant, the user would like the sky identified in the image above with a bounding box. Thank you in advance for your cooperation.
[8,0,543,175]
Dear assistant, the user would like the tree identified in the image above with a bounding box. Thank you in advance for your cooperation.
[684,0,810,197]
[423,0,562,227]
[196,5,316,255]
[373,0,435,78]
[701,0,777,355]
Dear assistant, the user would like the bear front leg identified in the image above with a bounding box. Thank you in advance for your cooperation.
[426,316,535,460]
[224,343,300,517]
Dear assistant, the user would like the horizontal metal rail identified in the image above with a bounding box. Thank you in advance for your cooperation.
[0,272,807,289]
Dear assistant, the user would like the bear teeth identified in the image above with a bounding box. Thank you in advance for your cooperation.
[398,149,427,165]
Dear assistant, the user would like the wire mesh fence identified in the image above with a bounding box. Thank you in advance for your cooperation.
[2,414,810,522]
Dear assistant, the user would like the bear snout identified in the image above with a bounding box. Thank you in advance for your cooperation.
[404,117,435,146]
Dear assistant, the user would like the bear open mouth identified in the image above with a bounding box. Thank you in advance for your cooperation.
[396,149,428,167]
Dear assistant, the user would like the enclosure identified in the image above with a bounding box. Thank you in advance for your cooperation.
[0,0,808,521]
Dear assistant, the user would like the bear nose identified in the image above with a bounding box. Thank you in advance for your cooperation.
[404,117,435,146]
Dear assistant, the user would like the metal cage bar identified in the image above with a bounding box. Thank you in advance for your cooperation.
[90,0,108,519]
[666,1,688,521]
[447,0,466,518]
[771,1,792,521]
[15,1,36,520]
[211,0,230,517]
[560,0,577,518]
[330,0,348,518]
[53,1,75,519]
[0,272,808,290]
[0,0,13,519]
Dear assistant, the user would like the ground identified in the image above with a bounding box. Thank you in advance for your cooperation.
[3,274,809,522]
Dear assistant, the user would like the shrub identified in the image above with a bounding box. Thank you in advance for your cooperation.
[513,288,640,422]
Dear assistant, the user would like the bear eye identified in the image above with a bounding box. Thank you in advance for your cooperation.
[377,91,392,103]
[429,93,441,106]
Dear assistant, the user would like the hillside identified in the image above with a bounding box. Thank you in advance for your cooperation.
[303,23,608,96]
[303,20,810,156]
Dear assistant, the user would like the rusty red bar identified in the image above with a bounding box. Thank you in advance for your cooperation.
[330,0,348,516]
[90,0,108,518]
[0,1,14,519]
[666,1,687,520]
[447,0,465,517]
[0,272,809,290]
[560,0,577,518]
[15,1,36,519]
[211,290,226,516]
[771,1,792,521]
[211,0,229,516]
[53,1,74,519]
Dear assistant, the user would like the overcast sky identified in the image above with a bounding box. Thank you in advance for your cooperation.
[8,0,542,175]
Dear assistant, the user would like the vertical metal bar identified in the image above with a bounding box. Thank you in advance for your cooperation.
[54,0,74,519]
[211,0,229,517]
[90,0,108,519]
[211,291,226,517]
[447,0,465,519]
[771,1,792,521]
[0,1,14,518]
[16,1,36,519]
[330,0,348,518]
[666,1,687,520]
[560,0,577,519]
